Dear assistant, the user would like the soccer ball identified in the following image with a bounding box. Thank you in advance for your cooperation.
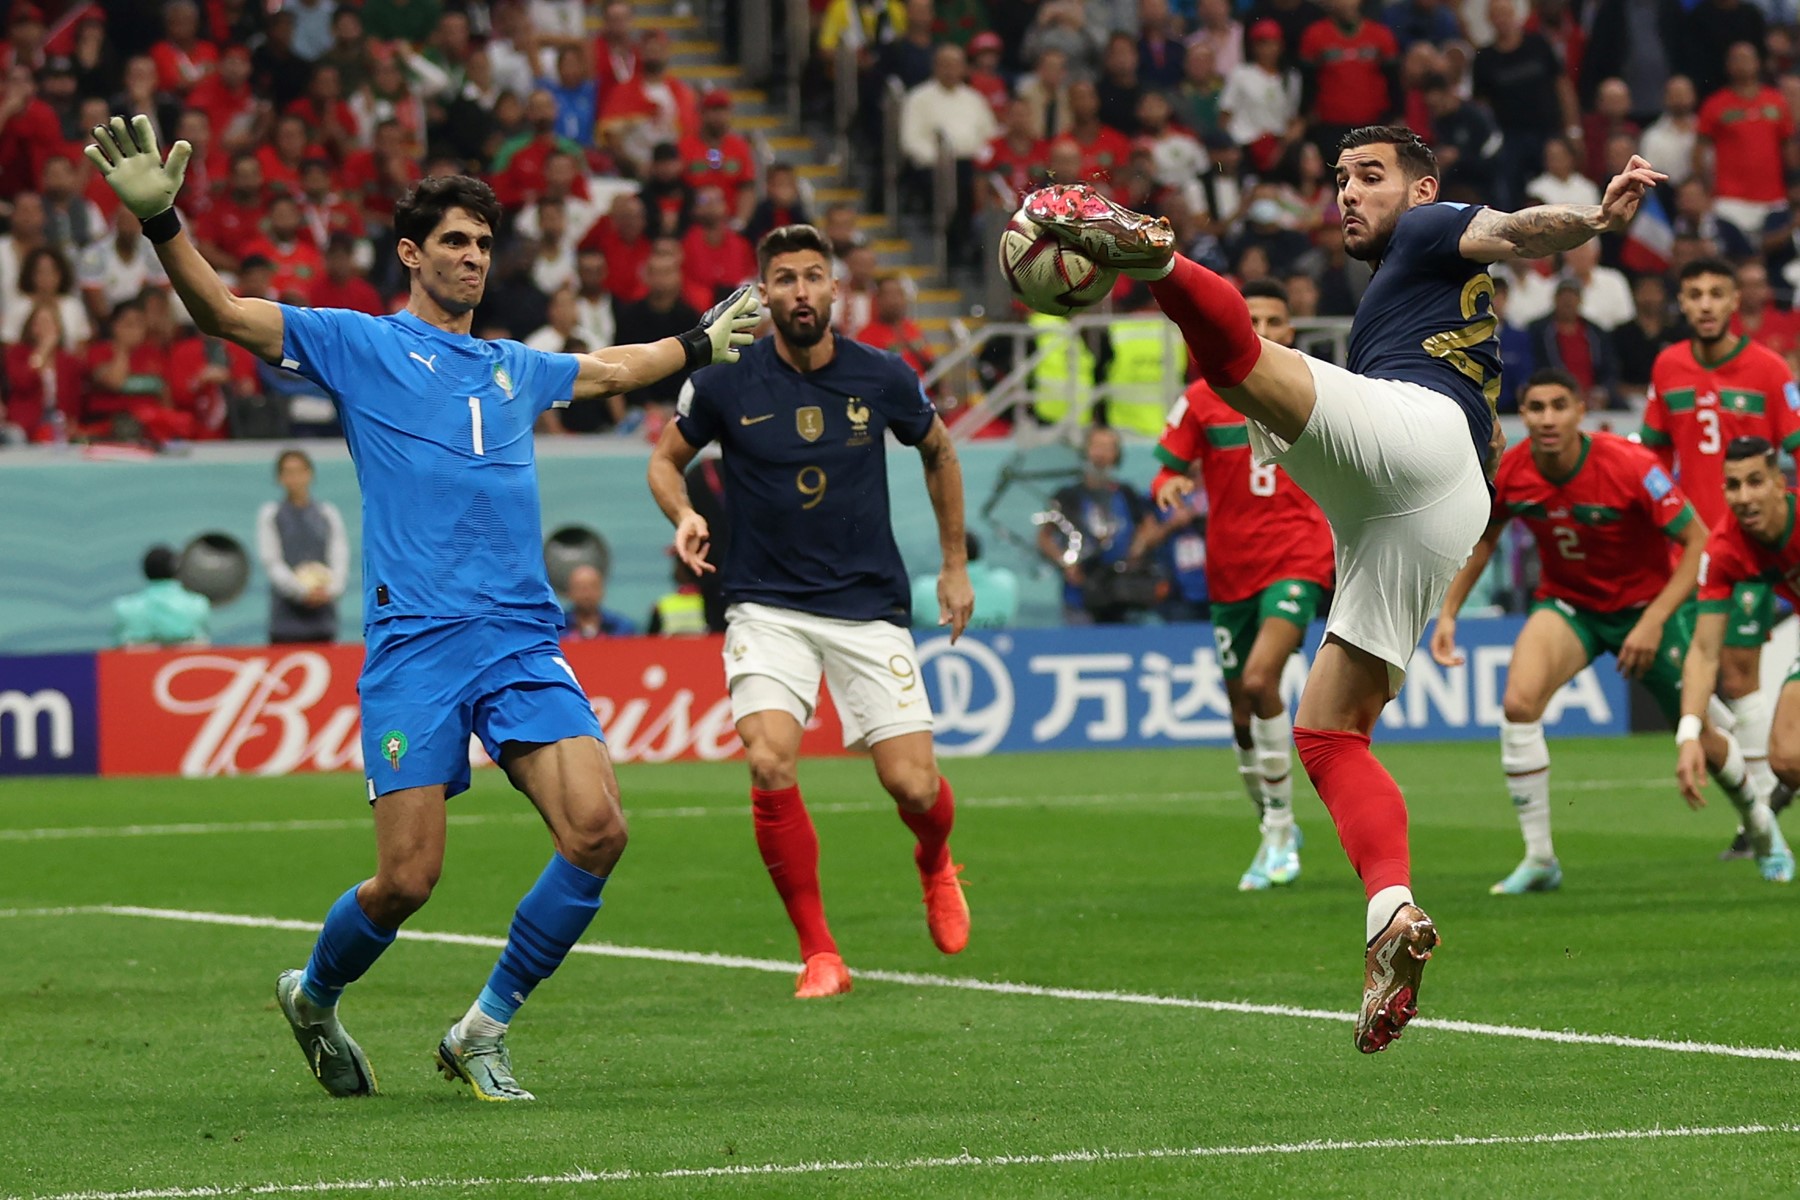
[999,213,1118,317]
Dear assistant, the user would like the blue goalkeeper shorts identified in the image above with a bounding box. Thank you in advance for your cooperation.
[358,615,603,801]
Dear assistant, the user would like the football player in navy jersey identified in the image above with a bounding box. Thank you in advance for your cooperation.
[1023,128,1666,1052]
[648,225,977,998]
[86,114,760,1101]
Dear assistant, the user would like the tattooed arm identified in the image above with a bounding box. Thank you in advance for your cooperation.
[1458,155,1668,263]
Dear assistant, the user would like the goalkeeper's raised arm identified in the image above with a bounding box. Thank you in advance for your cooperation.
[85,115,286,362]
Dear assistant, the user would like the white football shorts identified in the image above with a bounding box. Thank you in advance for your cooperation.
[723,602,935,749]
[1248,354,1489,692]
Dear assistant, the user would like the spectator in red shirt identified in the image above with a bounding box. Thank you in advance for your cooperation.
[239,194,326,302]
[489,90,588,210]
[0,63,64,198]
[678,186,757,305]
[2,302,86,441]
[196,153,267,270]
[655,235,718,314]
[678,90,757,225]
[1731,259,1800,360]
[1064,81,1133,183]
[341,118,421,232]
[149,0,218,96]
[966,32,1011,122]
[308,233,384,314]
[582,191,654,304]
[256,113,314,192]
[599,29,699,178]
[855,275,936,378]
[166,329,259,439]
[84,301,170,435]
[975,96,1050,212]
[1299,0,1399,142]
[166,110,227,218]
[592,0,640,105]
[1,4,47,75]
[185,46,257,154]
[296,155,367,251]
[1527,279,1619,408]
[287,64,360,162]
[1699,41,1795,240]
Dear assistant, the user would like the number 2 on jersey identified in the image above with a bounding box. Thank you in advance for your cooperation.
[1552,525,1584,561]
[467,396,485,457]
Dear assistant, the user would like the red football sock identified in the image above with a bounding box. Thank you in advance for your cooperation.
[751,785,837,960]
[898,776,955,875]
[1293,727,1410,898]
[1149,253,1264,389]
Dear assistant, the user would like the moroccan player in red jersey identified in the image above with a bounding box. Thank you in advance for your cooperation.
[1675,436,1798,881]
[1642,258,1800,854]
[1435,370,1772,892]
[1151,280,1333,892]
[1024,129,1665,1051]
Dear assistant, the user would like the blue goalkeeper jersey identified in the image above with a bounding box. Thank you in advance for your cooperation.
[278,305,580,627]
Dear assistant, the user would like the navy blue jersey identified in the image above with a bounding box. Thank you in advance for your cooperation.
[1347,202,1499,463]
[675,336,936,625]
[278,305,579,627]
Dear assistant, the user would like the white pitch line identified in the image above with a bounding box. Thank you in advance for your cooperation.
[9,904,1800,1065]
[9,1123,1800,1200]
[0,777,1672,843]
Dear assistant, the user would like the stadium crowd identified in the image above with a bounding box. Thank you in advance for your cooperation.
[0,0,1797,444]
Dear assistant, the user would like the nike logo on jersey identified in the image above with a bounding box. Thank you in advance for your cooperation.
[409,352,438,373]
[740,413,774,425]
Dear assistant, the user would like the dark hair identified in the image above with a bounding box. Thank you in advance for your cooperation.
[19,245,72,296]
[1678,257,1738,287]
[276,448,313,476]
[393,174,503,247]
[142,544,179,581]
[1336,125,1439,182]
[1726,435,1777,464]
[1520,367,1583,400]
[757,223,834,277]
[1241,278,1290,306]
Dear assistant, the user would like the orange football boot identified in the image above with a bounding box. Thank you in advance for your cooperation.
[794,951,852,998]
[919,856,971,955]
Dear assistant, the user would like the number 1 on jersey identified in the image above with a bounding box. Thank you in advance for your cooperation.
[468,396,485,456]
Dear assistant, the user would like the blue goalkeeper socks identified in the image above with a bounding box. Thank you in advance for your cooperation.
[300,885,397,1008]
[477,853,606,1024]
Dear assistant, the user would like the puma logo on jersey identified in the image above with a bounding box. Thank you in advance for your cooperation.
[408,352,438,373]
[740,413,774,425]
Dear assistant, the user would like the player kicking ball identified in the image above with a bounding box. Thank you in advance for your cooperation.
[1641,260,1800,859]
[1433,370,1785,890]
[86,115,760,1100]
[1150,280,1333,891]
[647,225,976,998]
[1021,130,1663,1052]
[1677,435,1800,879]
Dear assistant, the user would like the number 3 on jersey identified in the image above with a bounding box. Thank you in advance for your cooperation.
[1696,407,1721,455]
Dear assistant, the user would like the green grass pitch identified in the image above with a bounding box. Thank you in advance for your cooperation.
[3,737,1799,1199]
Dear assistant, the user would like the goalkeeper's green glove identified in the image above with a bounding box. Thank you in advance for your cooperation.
[84,114,191,223]
[677,283,762,369]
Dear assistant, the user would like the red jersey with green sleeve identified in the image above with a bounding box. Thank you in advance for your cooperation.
[1490,432,1696,613]
[1640,337,1800,530]
[1154,380,1333,604]
[1698,493,1800,611]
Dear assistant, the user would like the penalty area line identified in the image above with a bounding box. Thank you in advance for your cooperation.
[8,1123,1800,1200]
[7,904,1800,1065]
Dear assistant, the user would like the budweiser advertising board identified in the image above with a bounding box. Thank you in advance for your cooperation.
[96,637,847,778]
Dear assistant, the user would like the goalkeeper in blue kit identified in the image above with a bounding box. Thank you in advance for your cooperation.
[86,115,760,1101]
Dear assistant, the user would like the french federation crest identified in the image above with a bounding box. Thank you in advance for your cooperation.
[492,364,514,399]
[796,405,824,442]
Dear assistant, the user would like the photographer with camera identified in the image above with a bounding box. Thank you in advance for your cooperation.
[1036,425,1163,624]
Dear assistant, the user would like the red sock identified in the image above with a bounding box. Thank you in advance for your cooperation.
[1149,254,1264,389]
[751,785,837,959]
[898,776,955,875]
[1293,727,1410,898]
